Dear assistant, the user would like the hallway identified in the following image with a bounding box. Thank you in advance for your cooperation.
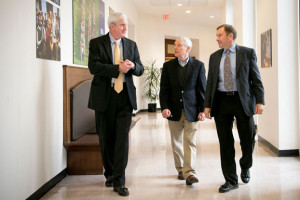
[42,112,300,200]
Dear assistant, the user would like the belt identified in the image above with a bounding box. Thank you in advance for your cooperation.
[217,91,237,96]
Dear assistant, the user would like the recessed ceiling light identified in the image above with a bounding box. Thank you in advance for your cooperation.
[177,3,183,6]
[210,15,215,19]
[186,10,191,14]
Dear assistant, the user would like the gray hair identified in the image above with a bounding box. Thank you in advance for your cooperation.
[107,12,127,29]
[177,36,192,51]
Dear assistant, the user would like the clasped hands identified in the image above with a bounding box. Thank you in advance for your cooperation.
[119,59,135,73]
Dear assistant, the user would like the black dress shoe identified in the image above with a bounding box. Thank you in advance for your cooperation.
[241,169,250,183]
[186,175,199,185]
[113,186,129,196]
[219,182,238,193]
[105,176,113,187]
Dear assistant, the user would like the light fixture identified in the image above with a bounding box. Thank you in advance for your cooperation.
[177,3,183,6]
[210,15,215,19]
[186,10,191,14]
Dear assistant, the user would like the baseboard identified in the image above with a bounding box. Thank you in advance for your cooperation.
[26,168,67,200]
[258,135,299,157]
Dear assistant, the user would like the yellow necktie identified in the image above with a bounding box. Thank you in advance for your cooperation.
[114,41,123,93]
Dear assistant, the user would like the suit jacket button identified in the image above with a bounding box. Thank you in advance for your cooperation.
[180,99,182,102]
[181,91,184,93]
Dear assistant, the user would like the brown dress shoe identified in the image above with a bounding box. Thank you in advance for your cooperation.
[178,171,185,180]
[186,175,199,185]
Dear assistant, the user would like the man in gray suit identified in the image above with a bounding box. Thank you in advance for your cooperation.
[204,24,264,193]
[88,12,144,196]
[159,37,206,186]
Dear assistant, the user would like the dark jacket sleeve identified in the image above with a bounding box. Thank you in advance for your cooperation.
[196,61,206,112]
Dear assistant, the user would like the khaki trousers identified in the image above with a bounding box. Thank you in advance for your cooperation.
[168,110,198,179]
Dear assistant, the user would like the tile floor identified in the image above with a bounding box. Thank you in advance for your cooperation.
[42,112,300,200]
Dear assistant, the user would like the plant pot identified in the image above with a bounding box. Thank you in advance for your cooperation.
[148,103,157,112]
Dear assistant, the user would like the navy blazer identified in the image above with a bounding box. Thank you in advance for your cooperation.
[204,45,264,117]
[159,57,206,122]
[88,33,144,111]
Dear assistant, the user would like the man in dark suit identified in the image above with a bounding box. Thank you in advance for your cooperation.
[159,37,206,186]
[88,12,144,196]
[204,24,264,193]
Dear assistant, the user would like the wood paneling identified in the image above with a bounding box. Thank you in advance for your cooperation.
[63,65,103,175]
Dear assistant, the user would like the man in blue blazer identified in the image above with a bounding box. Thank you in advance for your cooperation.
[88,12,144,196]
[204,24,264,193]
[159,37,206,186]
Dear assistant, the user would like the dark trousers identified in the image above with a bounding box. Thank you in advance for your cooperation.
[214,91,256,185]
[95,85,133,187]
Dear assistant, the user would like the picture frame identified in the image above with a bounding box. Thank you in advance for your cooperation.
[73,0,105,66]
[261,29,272,68]
[36,0,61,61]
[165,39,175,62]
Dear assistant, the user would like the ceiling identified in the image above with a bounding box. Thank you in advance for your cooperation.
[131,0,225,26]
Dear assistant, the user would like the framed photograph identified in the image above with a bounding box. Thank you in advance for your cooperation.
[36,0,61,61]
[165,39,175,62]
[261,29,272,68]
[50,0,60,6]
[73,0,105,66]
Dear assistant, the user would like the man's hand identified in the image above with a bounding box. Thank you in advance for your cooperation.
[119,59,135,73]
[204,108,212,119]
[162,109,171,118]
[255,104,264,114]
[198,112,205,121]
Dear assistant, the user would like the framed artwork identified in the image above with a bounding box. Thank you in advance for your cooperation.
[261,29,272,68]
[165,39,175,62]
[36,0,61,61]
[50,0,60,6]
[73,0,105,66]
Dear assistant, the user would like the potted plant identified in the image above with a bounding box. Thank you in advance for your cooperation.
[142,59,161,112]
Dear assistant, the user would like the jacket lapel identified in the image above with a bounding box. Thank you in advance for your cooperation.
[103,33,113,63]
[214,50,223,82]
[184,57,194,89]
[235,45,242,74]
[172,58,181,87]
[122,37,128,60]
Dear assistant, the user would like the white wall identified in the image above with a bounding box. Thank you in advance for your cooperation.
[257,0,279,148]
[233,0,243,44]
[257,0,299,150]
[0,0,65,199]
[277,0,299,150]
[242,0,256,48]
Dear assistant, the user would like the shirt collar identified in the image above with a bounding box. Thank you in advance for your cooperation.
[223,43,236,54]
[178,56,189,67]
[109,33,121,45]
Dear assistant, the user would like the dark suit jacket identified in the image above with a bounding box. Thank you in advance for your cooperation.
[88,33,144,111]
[159,57,206,122]
[204,45,264,117]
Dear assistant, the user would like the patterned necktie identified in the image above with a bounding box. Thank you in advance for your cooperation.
[114,41,123,93]
[224,49,233,91]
